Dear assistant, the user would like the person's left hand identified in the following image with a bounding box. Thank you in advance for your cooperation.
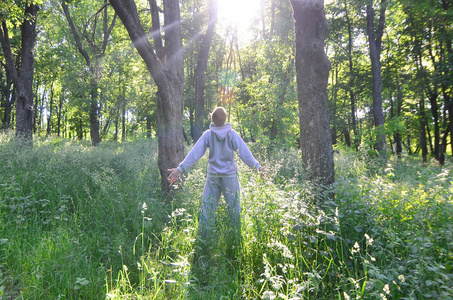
[258,166,270,179]
[167,168,181,184]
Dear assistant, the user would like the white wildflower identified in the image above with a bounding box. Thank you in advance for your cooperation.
[383,283,390,294]
[365,233,374,246]
[262,291,276,300]
[352,242,360,253]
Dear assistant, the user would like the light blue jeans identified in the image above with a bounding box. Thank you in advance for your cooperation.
[197,174,241,243]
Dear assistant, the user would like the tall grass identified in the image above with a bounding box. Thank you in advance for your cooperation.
[1,134,452,299]
[0,134,164,298]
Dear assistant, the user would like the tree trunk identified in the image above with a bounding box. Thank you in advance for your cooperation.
[114,103,119,141]
[33,84,44,134]
[1,78,13,130]
[395,81,403,156]
[428,93,441,162]
[46,83,54,136]
[440,0,452,160]
[110,0,185,197]
[122,97,126,142]
[77,118,83,140]
[330,64,338,145]
[290,0,335,189]
[420,98,428,163]
[0,4,39,142]
[193,0,218,142]
[57,94,63,137]
[89,77,101,145]
[366,0,387,160]
[146,116,152,139]
[345,0,358,150]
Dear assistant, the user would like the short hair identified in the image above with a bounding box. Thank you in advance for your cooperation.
[211,107,227,126]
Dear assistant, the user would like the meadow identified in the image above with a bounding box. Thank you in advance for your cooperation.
[0,133,452,299]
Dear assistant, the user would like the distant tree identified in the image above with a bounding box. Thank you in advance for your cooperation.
[61,0,117,146]
[404,0,452,164]
[0,1,39,141]
[289,0,335,189]
[0,59,13,130]
[192,0,218,142]
[110,0,185,196]
[344,0,359,150]
[366,0,387,159]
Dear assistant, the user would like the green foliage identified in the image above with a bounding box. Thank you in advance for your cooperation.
[0,133,163,298]
[234,42,298,148]
[1,135,452,299]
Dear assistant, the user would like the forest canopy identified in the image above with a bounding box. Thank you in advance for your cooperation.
[0,0,450,164]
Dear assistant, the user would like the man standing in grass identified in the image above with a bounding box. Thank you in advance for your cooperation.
[167,107,266,257]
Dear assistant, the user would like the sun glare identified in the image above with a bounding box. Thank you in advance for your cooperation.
[217,0,261,40]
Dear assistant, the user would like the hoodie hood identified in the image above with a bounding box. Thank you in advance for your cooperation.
[210,122,231,140]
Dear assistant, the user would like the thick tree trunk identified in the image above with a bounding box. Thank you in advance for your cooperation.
[193,0,218,142]
[290,0,335,189]
[17,5,39,141]
[366,0,387,160]
[110,0,185,197]
[0,5,38,141]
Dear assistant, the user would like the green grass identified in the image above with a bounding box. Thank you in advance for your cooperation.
[1,133,452,299]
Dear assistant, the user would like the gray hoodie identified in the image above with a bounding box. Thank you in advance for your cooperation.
[177,123,261,176]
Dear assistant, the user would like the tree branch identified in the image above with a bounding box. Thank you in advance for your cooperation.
[61,1,91,66]
[0,21,19,85]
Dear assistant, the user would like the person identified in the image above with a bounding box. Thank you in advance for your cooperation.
[167,107,266,253]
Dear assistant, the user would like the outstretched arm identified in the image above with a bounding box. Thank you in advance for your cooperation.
[231,130,269,178]
[231,130,261,169]
[177,131,209,173]
[167,131,209,183]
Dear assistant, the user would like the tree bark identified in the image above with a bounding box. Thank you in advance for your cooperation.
[366,0,387,160]
[290,0,335,190]
[1,70,13,129]
[193,0,218,142]
[110,0,185,197]
[330,64,338,145]
[0,4,39,141]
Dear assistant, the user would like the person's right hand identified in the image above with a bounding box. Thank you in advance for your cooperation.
[258,166,269,179]
[167,168,181,184]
